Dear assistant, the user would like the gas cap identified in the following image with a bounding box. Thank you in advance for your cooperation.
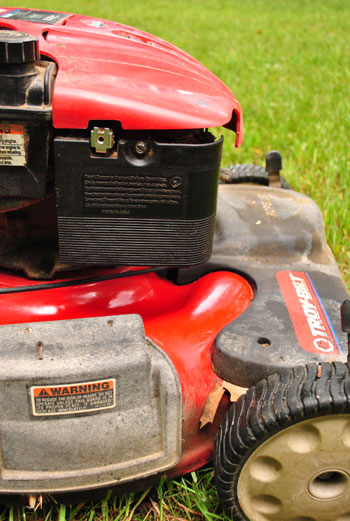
[0,30,39,64]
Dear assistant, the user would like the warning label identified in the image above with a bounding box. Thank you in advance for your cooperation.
[0,124,26,166]
[30,379,116,416]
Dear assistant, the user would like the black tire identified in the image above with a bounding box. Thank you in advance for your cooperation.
[220,164,291,189]
[214,362,350,521]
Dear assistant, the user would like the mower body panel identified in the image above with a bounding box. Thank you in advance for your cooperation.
[0,185,348,493]
[0,268,253,492]
[195,185,348,386]
[0,8,242,144]
[0,315,182,493]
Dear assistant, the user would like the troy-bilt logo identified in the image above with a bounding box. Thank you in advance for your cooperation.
[277,271,342,355]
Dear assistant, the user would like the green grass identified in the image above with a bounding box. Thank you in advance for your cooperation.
[0,470,232,520]
[1,0,349,519]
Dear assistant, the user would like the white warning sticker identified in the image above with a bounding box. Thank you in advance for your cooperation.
[0,123,26,166]
[30,378,116,416]
[82,20,108,27]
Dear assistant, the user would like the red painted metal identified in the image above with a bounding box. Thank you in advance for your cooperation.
[0,268,252,474]
[0,8,243,145]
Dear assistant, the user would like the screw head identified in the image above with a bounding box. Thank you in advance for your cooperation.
[135,141,148,155]
[170,177,183,189]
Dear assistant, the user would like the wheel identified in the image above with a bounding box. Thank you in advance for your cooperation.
[214,362,350,521]
[219,164,291,189]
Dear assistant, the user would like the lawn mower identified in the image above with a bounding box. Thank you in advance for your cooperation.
[0,7,349,521]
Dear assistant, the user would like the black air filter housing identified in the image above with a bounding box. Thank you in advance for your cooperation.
[55,133,222,266]
[0,30,56,198]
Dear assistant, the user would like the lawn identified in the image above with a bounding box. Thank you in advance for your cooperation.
[0,0,349,519]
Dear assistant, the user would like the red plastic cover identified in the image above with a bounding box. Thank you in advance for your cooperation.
[0,8,243,145]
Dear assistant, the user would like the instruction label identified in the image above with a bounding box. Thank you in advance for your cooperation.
[30,378,116,416]
[0,124,26,166]
[0,9,68,25]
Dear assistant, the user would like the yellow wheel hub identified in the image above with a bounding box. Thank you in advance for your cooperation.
[237,414,350,521]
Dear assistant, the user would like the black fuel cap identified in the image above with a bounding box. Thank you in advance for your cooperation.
[0,30,39,64]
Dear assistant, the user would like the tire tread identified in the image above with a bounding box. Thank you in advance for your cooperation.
[214,362,350,520]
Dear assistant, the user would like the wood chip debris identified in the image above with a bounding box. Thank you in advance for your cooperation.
[28,494,43,511]
[199,381,248,429]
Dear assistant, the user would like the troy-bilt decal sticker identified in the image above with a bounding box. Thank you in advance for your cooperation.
[0,9,68,25]
[30,379,116,417]
[277,271,342,355]
[0,123,26,166]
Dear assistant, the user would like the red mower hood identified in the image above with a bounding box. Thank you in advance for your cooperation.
[0,8,242,145]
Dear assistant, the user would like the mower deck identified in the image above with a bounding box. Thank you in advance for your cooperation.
[0,184,347,495]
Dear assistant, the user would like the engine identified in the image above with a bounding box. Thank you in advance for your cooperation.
[0,9,242,277]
